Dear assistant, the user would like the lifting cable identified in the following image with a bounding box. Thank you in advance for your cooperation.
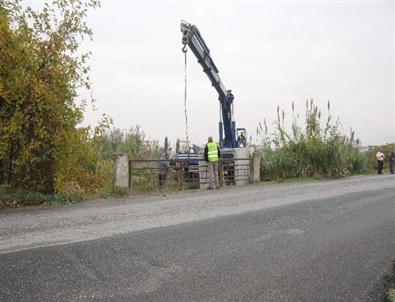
[183,48,190,149]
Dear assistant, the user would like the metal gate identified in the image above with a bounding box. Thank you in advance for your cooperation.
[129,158,250,192]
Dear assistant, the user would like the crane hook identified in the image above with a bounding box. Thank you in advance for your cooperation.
[182,45,188,53]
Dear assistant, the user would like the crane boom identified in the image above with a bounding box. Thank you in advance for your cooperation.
[180,20,238,148]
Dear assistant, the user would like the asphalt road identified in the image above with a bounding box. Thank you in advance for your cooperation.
[0,175,394,301]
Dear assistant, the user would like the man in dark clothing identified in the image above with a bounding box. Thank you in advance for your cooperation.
[158,153,170,188]
[204,137,221,189]
[389,151,395,174]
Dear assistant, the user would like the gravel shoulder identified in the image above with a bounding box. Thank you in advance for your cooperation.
[0,175,394,255]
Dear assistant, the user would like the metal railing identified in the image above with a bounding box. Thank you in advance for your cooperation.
[129,158,251,192]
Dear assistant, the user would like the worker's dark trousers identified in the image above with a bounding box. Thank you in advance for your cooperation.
[159,174,167,188]
[390,160,395,174]
[377,160,384,174]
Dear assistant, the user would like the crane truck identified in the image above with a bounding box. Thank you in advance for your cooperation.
[180,20,247,149]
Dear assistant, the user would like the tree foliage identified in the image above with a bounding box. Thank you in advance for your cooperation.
[0,0,99,193]
[95,126,159,161]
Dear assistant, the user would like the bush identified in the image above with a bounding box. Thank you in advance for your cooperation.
[259,100,368,180]
[365,143,395,171]
[0,0,99,194]
[0,184,83,208]
[58,182,88,202]
[99,186,128,199]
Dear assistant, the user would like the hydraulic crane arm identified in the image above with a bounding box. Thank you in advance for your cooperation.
[180,20,236,148]
[181,21,227,100]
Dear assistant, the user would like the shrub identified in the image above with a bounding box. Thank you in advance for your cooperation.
[259,100,367,180]
[0,184,84,208]
[365,143,395,171]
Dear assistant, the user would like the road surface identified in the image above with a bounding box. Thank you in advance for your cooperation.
[0,175,394,301]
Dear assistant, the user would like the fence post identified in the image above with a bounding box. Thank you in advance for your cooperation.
[180,162,184,190]
[128,160,132,188]
[114,153,129,189]
[234,147,250,186]
[198,151,209,189]
[251,150,261,183]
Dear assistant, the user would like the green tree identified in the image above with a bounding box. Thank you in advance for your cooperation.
[0,0,99,193]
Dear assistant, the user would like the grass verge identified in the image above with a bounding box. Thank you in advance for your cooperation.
[1,186,78,208]
[384,261,395,302]
[0,184,131,209]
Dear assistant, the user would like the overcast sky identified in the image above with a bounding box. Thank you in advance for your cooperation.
[41,1,395,146]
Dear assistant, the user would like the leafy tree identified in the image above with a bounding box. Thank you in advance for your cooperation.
[0,0,100,193]
[95,126,154,161]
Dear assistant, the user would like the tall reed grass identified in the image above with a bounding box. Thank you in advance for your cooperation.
[258,100,367,180]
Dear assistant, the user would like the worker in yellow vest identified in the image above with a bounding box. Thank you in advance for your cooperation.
[204,136,221,189]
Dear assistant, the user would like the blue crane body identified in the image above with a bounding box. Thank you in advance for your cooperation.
[180,21,247,149]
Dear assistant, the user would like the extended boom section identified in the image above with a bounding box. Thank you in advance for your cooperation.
[181,20,238,148]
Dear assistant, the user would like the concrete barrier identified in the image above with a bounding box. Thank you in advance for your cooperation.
[250,150,261,183]
[114,154,129,189]
[199,148,252,188]
[233,147,250,186]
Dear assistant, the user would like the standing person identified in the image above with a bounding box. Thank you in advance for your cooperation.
[389,151,395,174]
[238,131,246,148]
[158,153,170,189]
[204,136,221,189]
[376,150,385,175]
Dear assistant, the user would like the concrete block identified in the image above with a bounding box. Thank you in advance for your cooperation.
[114,154,129,189]
[234,147,250,186]
[251,150,261,183]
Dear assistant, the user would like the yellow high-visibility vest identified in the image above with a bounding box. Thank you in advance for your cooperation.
[207,142,219,162]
